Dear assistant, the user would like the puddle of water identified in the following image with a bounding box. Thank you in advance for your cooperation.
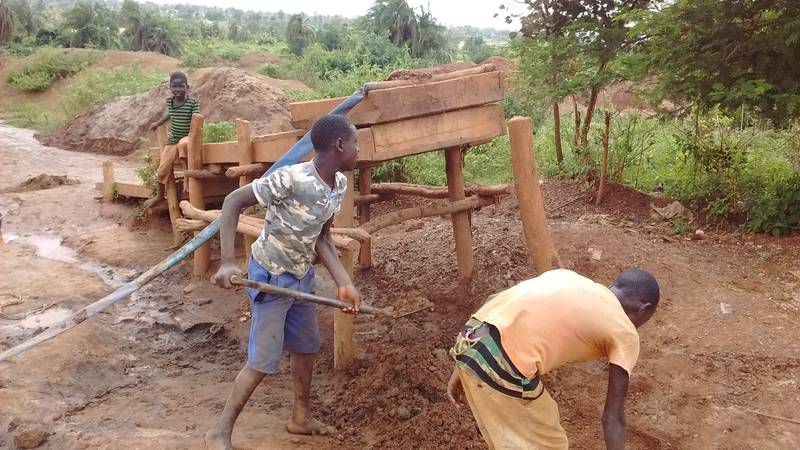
[16,307,73,329]
[3,232,135,287]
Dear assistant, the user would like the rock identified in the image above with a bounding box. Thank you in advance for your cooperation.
[691,229,706,240]
[14,426,48,449]
[396,406,412,420]
[183,283,196,294]
[651,201,693,221]
[193,298,212,306]
[588,247,602,261]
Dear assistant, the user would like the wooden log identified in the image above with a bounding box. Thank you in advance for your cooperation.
[596,111,611,206]
[334,171,355,371]
[362,63,497,92]
[354,193,392,206]
[177,202,360,252]
[368,104,505,161]
[361,196,495,234]
[289,71,505,129]
[446,147,474,283]
[102,160,114,201]
[358,168,372,269]
[507,116,561,273]
[157,123,183,246]
[187,114,209,276]
[226,162,267,179]
[370,182,513,199]
[236,119,256,262]
[182,169,222,179]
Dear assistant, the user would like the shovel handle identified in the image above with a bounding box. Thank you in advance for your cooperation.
[229,275,391,317]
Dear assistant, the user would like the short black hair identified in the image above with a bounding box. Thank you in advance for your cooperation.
[612,269,660,305]
[310,114,355,152]
[170,71,188,85]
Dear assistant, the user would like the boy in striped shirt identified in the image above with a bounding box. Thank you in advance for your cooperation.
[147,72,200,204]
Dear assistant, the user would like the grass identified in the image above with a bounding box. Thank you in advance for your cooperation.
[61,62,166,118]
[6,48,96,92]
[182,39,287,68]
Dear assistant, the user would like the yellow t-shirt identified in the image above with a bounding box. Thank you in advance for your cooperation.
[473,269,640,378]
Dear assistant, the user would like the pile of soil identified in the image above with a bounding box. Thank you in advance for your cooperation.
[0,174,77,193]
[37,67,300,155]
[237,52,283,71]
[479,55,516,74]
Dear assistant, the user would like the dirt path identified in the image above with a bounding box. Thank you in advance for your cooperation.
[1,123,799,449]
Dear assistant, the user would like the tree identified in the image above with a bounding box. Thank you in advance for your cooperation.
[0,0,13,43]
[61,1,118,49]
[633,0,800,124]
[411,4,448,60]
[364,0,415,48]
[463,35,493,63]
[286,13,315,55]
[120,0,182,56]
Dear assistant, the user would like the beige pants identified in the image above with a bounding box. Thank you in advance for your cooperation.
[155,136,189,184]
[459,368,569,450]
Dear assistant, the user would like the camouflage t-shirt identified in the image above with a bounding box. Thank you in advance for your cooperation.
[251,161,347,278]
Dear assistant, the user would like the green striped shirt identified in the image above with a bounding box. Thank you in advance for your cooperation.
[167,97,200,144]
[450,318,543,399]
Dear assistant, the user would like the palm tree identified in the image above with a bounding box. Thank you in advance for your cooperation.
[364,0,415,47]
[285,14,315,55]
[120,1,181,56]
[411,5,447,60]
[0,0,14,43]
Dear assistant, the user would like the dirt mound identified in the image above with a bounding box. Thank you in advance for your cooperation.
[37,67,296,155]
[479,55,515,73]
[1,174,78,193]
[93,50,181,73]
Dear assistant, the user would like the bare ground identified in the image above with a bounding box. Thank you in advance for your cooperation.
[1,123,798,450]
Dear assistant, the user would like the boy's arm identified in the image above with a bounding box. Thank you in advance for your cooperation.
[210,184,258,288]
[315,218,360,313]
[150,111,169,131]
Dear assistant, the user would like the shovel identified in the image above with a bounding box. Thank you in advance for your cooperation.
[230,275,393,317]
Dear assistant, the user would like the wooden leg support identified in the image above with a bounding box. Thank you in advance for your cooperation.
[334,171,356,370]
[445,147,474,284]
[357,168,372,269]
[102,160,114,201]
[508,116,562,273]
[187,114,209,276]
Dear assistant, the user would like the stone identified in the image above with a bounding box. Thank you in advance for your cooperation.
[183,283,196,294]
[396,406,412,420]
[13,426,48,449]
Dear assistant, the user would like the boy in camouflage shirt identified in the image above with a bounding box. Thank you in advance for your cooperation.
[205,115,360,449]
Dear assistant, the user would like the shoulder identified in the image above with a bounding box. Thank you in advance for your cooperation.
[334,171,348,193]
[188,97,200,105]
[166,97,172,106]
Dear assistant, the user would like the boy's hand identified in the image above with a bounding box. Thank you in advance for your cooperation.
[337,285,360,314]
[446,366,464,405]
[149,122,157,131]
[211,263,243,289]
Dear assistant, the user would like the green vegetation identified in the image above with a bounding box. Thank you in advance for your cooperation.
[203,121,236,143]
[62,62,165,116]
[6,48,95,91]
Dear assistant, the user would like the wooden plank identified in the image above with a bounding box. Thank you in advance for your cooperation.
[251,129,305,143]
[95,181,150,199]
[157,123,183,245]
[446,147,474,283]
[187,114,210,276]
[201,141,239,164]
[333,171,355,371]
[102,161,114,201]
[368,104,505,161]
[357,167,372,269]
[508,116,561,273]
[289,71,505,129]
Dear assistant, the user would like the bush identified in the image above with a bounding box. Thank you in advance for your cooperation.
[7,49,96,92]
[182,38,286,68]
[203,121,236,143]
[61,62,166,117]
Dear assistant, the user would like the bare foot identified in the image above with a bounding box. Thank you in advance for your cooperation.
[204,428,233,450]
[286,416,335,436]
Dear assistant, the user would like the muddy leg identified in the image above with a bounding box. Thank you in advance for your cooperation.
[143,182,165,209]
[205,365,265,450]
[286,352,333,435]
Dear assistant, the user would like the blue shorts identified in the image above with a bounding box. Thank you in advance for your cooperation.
[245,257,320,374]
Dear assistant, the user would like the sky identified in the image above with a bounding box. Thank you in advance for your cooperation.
[148,0,524,30]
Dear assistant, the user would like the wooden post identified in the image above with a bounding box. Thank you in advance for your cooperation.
[187,114,209,276]
[157,124,183,246]
[508,116,562,273]
[236,119,256,261]
[596,111,611,206]
[102,160,114,201]
[334,171,355,370]
[445,146,474,283]
[357,167,372,269]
